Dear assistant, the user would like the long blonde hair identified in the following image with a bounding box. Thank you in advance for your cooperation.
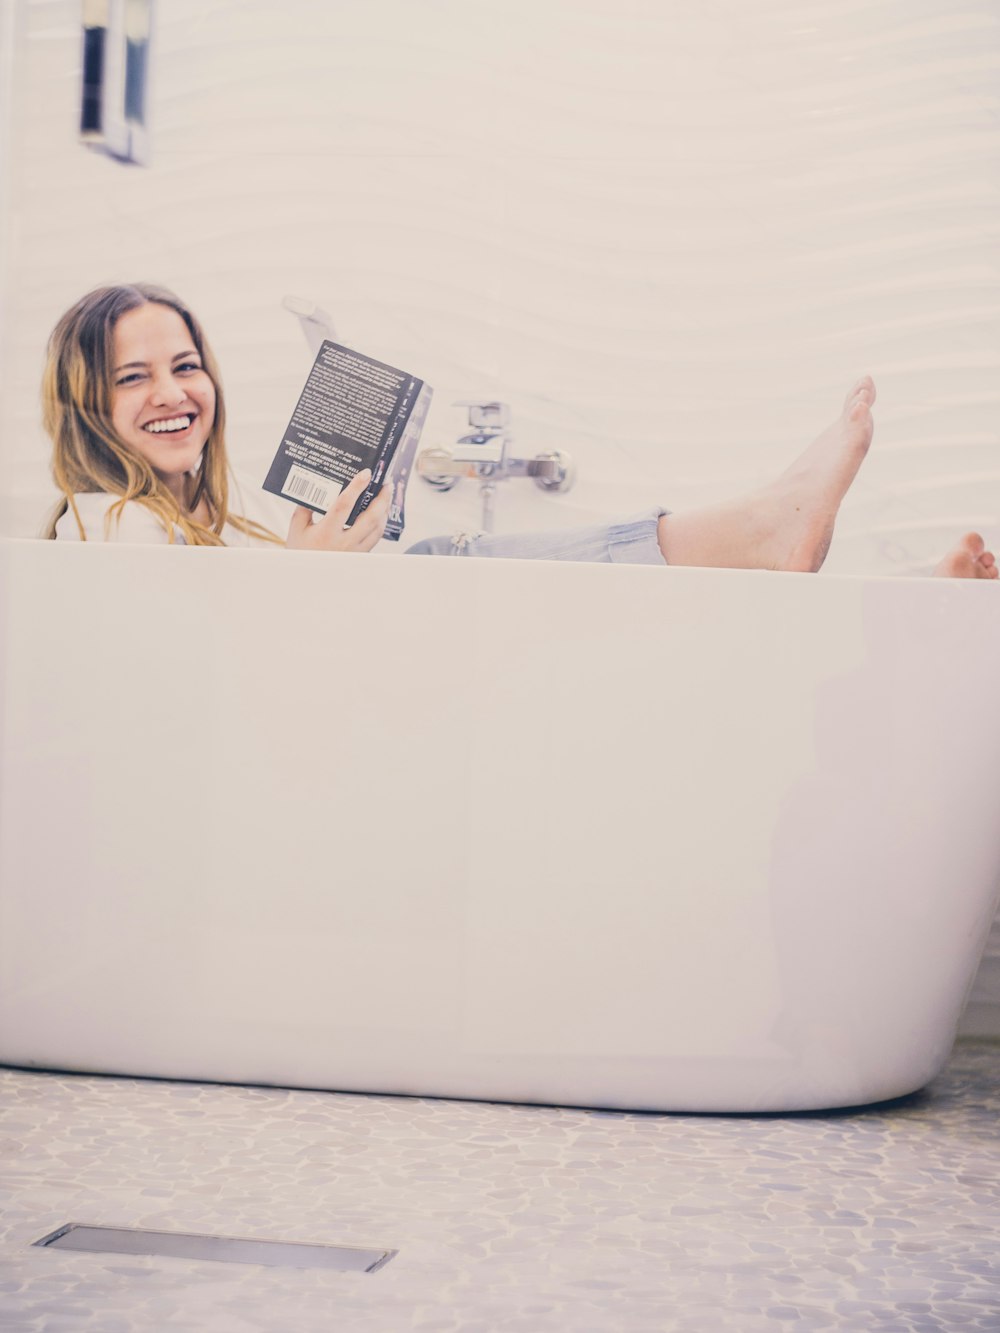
[42,283,282,546]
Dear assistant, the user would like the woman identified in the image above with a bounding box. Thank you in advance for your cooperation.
[44,282,387,552]
[43,283,998,579]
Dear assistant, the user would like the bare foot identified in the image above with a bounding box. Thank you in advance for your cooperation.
[658,377,876,572]
[933,532,999,580]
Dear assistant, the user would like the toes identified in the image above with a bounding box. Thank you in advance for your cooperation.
[845,375,876,411]
[936,534,999,579]
[847,396,873,430]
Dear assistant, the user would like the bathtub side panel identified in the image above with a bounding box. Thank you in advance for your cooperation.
[1,541,999,1112]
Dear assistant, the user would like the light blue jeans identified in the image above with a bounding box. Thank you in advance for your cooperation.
[404,508,669,565]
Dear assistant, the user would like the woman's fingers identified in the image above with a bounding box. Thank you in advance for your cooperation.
[286,504,315,545]
[353,492,391,551]
[320,468,372,531]
[285,468,390,552]
[325,472,390,547]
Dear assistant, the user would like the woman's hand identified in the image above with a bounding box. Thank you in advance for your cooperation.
[285,468,390,553]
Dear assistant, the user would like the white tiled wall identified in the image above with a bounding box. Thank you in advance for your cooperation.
[2,0,999,1030]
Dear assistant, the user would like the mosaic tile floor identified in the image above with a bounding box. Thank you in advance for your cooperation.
[1,1041,998,1332]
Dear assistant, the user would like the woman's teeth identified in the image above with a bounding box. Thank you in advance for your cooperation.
[144,416,192,434]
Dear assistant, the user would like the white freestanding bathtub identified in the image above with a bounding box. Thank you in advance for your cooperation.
[1,536,998,1113]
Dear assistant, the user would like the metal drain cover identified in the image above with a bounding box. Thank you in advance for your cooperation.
[34,1223,396,1272]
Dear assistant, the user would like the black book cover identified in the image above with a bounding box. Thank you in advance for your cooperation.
[263,340,433,541]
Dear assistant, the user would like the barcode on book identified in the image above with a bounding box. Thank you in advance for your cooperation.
[281,464,338,511]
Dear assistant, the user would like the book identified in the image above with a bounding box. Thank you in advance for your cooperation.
[262,340,433,541]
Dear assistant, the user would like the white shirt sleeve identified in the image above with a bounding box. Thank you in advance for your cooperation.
[54,494,181,544]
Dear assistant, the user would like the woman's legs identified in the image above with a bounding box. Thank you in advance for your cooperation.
[405,375,996,577]
[404,511,667,564]
[656,376,876,572]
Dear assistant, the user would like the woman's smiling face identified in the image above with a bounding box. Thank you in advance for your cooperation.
[110,302,217,489]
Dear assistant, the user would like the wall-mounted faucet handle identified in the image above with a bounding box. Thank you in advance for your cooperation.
[505,452,576,492]
[452,432,506,465]
[416,402,575,528]
[455,401,510,431]
[416,448,473,491]
[533,451,575,492]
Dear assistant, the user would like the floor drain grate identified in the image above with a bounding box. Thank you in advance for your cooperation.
[33,1223,396,1272]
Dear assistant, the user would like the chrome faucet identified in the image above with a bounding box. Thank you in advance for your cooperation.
[417,401,574,533]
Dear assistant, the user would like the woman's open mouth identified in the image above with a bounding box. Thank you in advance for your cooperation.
[142,414,197,439]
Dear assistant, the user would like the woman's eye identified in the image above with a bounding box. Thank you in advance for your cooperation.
[114,372,145,386]
[176,362,203,374]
